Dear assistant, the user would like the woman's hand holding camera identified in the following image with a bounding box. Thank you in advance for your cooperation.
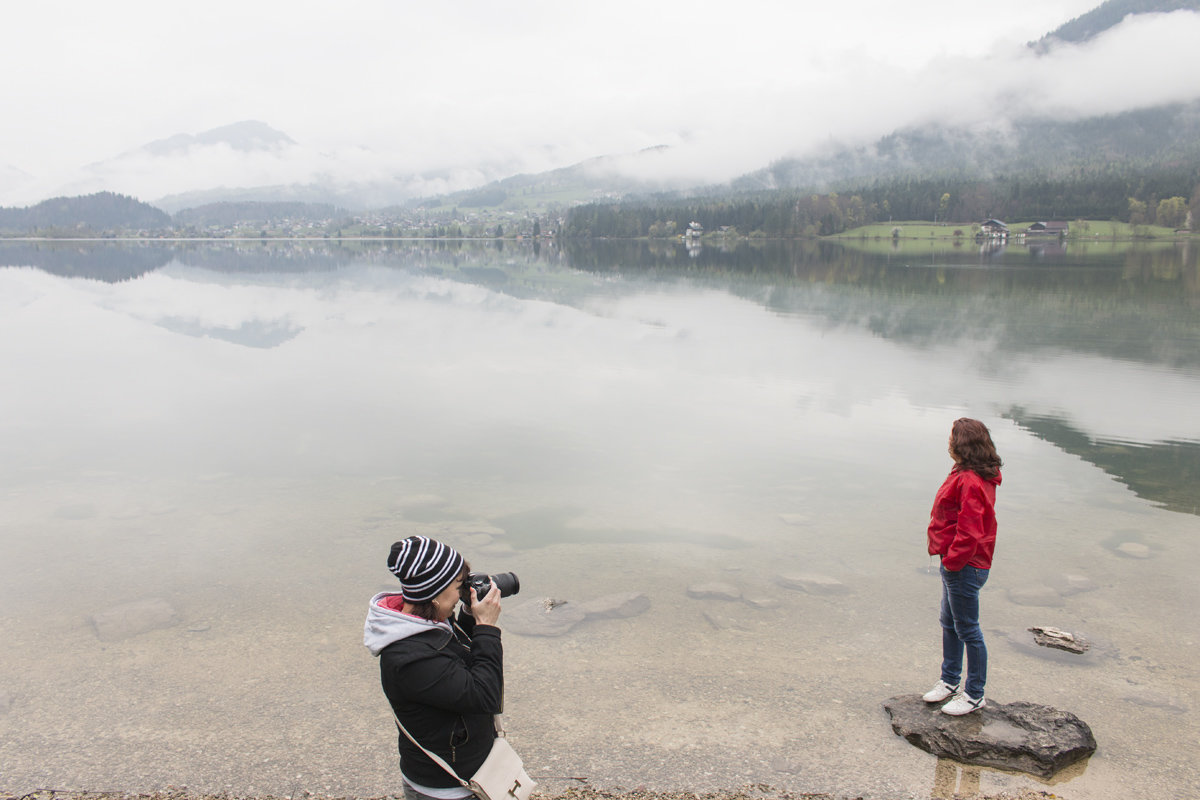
[470,582,502,626]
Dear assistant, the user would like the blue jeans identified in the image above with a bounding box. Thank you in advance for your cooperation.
[940,563,989,699]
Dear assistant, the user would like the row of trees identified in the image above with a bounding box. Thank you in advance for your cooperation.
[564,170,1200,238]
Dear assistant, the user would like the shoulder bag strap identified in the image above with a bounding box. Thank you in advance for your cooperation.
[389,708,507,787]
[389,708,472,789]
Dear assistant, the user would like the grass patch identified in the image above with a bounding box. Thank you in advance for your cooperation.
[836,219,1184,240]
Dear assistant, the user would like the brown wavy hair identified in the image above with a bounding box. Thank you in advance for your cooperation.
[949,418,1002,479]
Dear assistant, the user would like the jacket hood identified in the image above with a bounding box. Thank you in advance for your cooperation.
[363,591,452,656]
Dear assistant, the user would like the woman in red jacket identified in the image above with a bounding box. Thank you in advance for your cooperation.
[922,418,1002,715]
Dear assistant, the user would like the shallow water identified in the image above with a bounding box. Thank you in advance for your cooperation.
[0,239,1197,799]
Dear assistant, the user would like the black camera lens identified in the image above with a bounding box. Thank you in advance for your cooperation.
[465,571,520,600]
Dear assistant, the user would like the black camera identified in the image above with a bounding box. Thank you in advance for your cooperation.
[464,571,520,601]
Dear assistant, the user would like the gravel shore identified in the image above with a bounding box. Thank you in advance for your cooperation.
[1,785,1064,800]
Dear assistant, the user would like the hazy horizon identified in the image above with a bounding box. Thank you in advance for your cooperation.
[4,1,1200,208]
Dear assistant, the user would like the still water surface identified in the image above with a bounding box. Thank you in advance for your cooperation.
[1,239,1197,799]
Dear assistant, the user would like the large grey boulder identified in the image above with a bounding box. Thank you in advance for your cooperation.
[883,694,1096,778]
[89,598,180,642]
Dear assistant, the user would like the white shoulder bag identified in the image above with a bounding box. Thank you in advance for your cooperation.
[391,711,536,800]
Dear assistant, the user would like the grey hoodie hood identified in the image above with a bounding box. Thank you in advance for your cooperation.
[363,591,453,656]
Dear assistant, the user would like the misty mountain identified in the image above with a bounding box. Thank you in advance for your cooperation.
[732,100,1200,195]
[155,183,353,215]
[392,148,677,213]
[0,191,171,234]
[135,120,295,157]
[1034,0,1200,49]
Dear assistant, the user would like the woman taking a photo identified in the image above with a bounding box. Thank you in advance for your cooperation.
[364,536,503,800]
[922,418,1003,716]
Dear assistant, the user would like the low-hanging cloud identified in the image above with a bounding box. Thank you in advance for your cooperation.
[4,5,1199,207]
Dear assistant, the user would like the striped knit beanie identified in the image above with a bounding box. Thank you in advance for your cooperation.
[387,536,465,603]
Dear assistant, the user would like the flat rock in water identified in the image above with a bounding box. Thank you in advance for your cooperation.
[701,607,756,632]
[1028,625,1090,654]
[1057,573,1097,595]
[686,582,742,601]
[1006,585,1065,607]
[1120,686,1189,714]
[503,597,586,637]
[1115,541,1151,559]
[89,598,179,642]
[579,592,650,619]
[774,572,851,595]
[994,627,1106,666]
[883,693,1096,779]
[741,593,781,610]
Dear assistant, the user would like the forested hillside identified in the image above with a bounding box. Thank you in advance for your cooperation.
[567,101,1200,237]
[1034,0,1200,48]
[0,191,171,235]
[565,167,1198,238]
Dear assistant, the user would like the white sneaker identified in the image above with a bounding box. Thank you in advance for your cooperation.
[922,680,958,703]
[941,692,986,715]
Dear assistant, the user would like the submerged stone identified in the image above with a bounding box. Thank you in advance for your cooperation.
[504,597,586,637]
[883,693,1096,779]
[1115,541,1151,559]
[774,572,851,595]
[89,598,179,642]
[1057,573,1097,595]
[579,592,650,619]
[701,607,756,632]
[686,582,742,601]
[1120,686,1189,714]
[741,593,781,609]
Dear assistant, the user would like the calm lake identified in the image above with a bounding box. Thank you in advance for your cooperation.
[0,237,1197,800]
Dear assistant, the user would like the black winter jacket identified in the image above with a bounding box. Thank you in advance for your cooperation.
[374,604,504,788]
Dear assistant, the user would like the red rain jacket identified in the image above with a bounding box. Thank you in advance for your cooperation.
[927,467,1002,571]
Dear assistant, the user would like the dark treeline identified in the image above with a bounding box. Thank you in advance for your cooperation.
[1036,0,1200,48]
[0,191,172,235]
[564,167,1200,238]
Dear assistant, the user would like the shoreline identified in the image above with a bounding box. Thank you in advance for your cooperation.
[1,786,1063,800]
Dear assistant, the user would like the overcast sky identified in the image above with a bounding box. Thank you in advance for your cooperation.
[5,0,1200,205]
